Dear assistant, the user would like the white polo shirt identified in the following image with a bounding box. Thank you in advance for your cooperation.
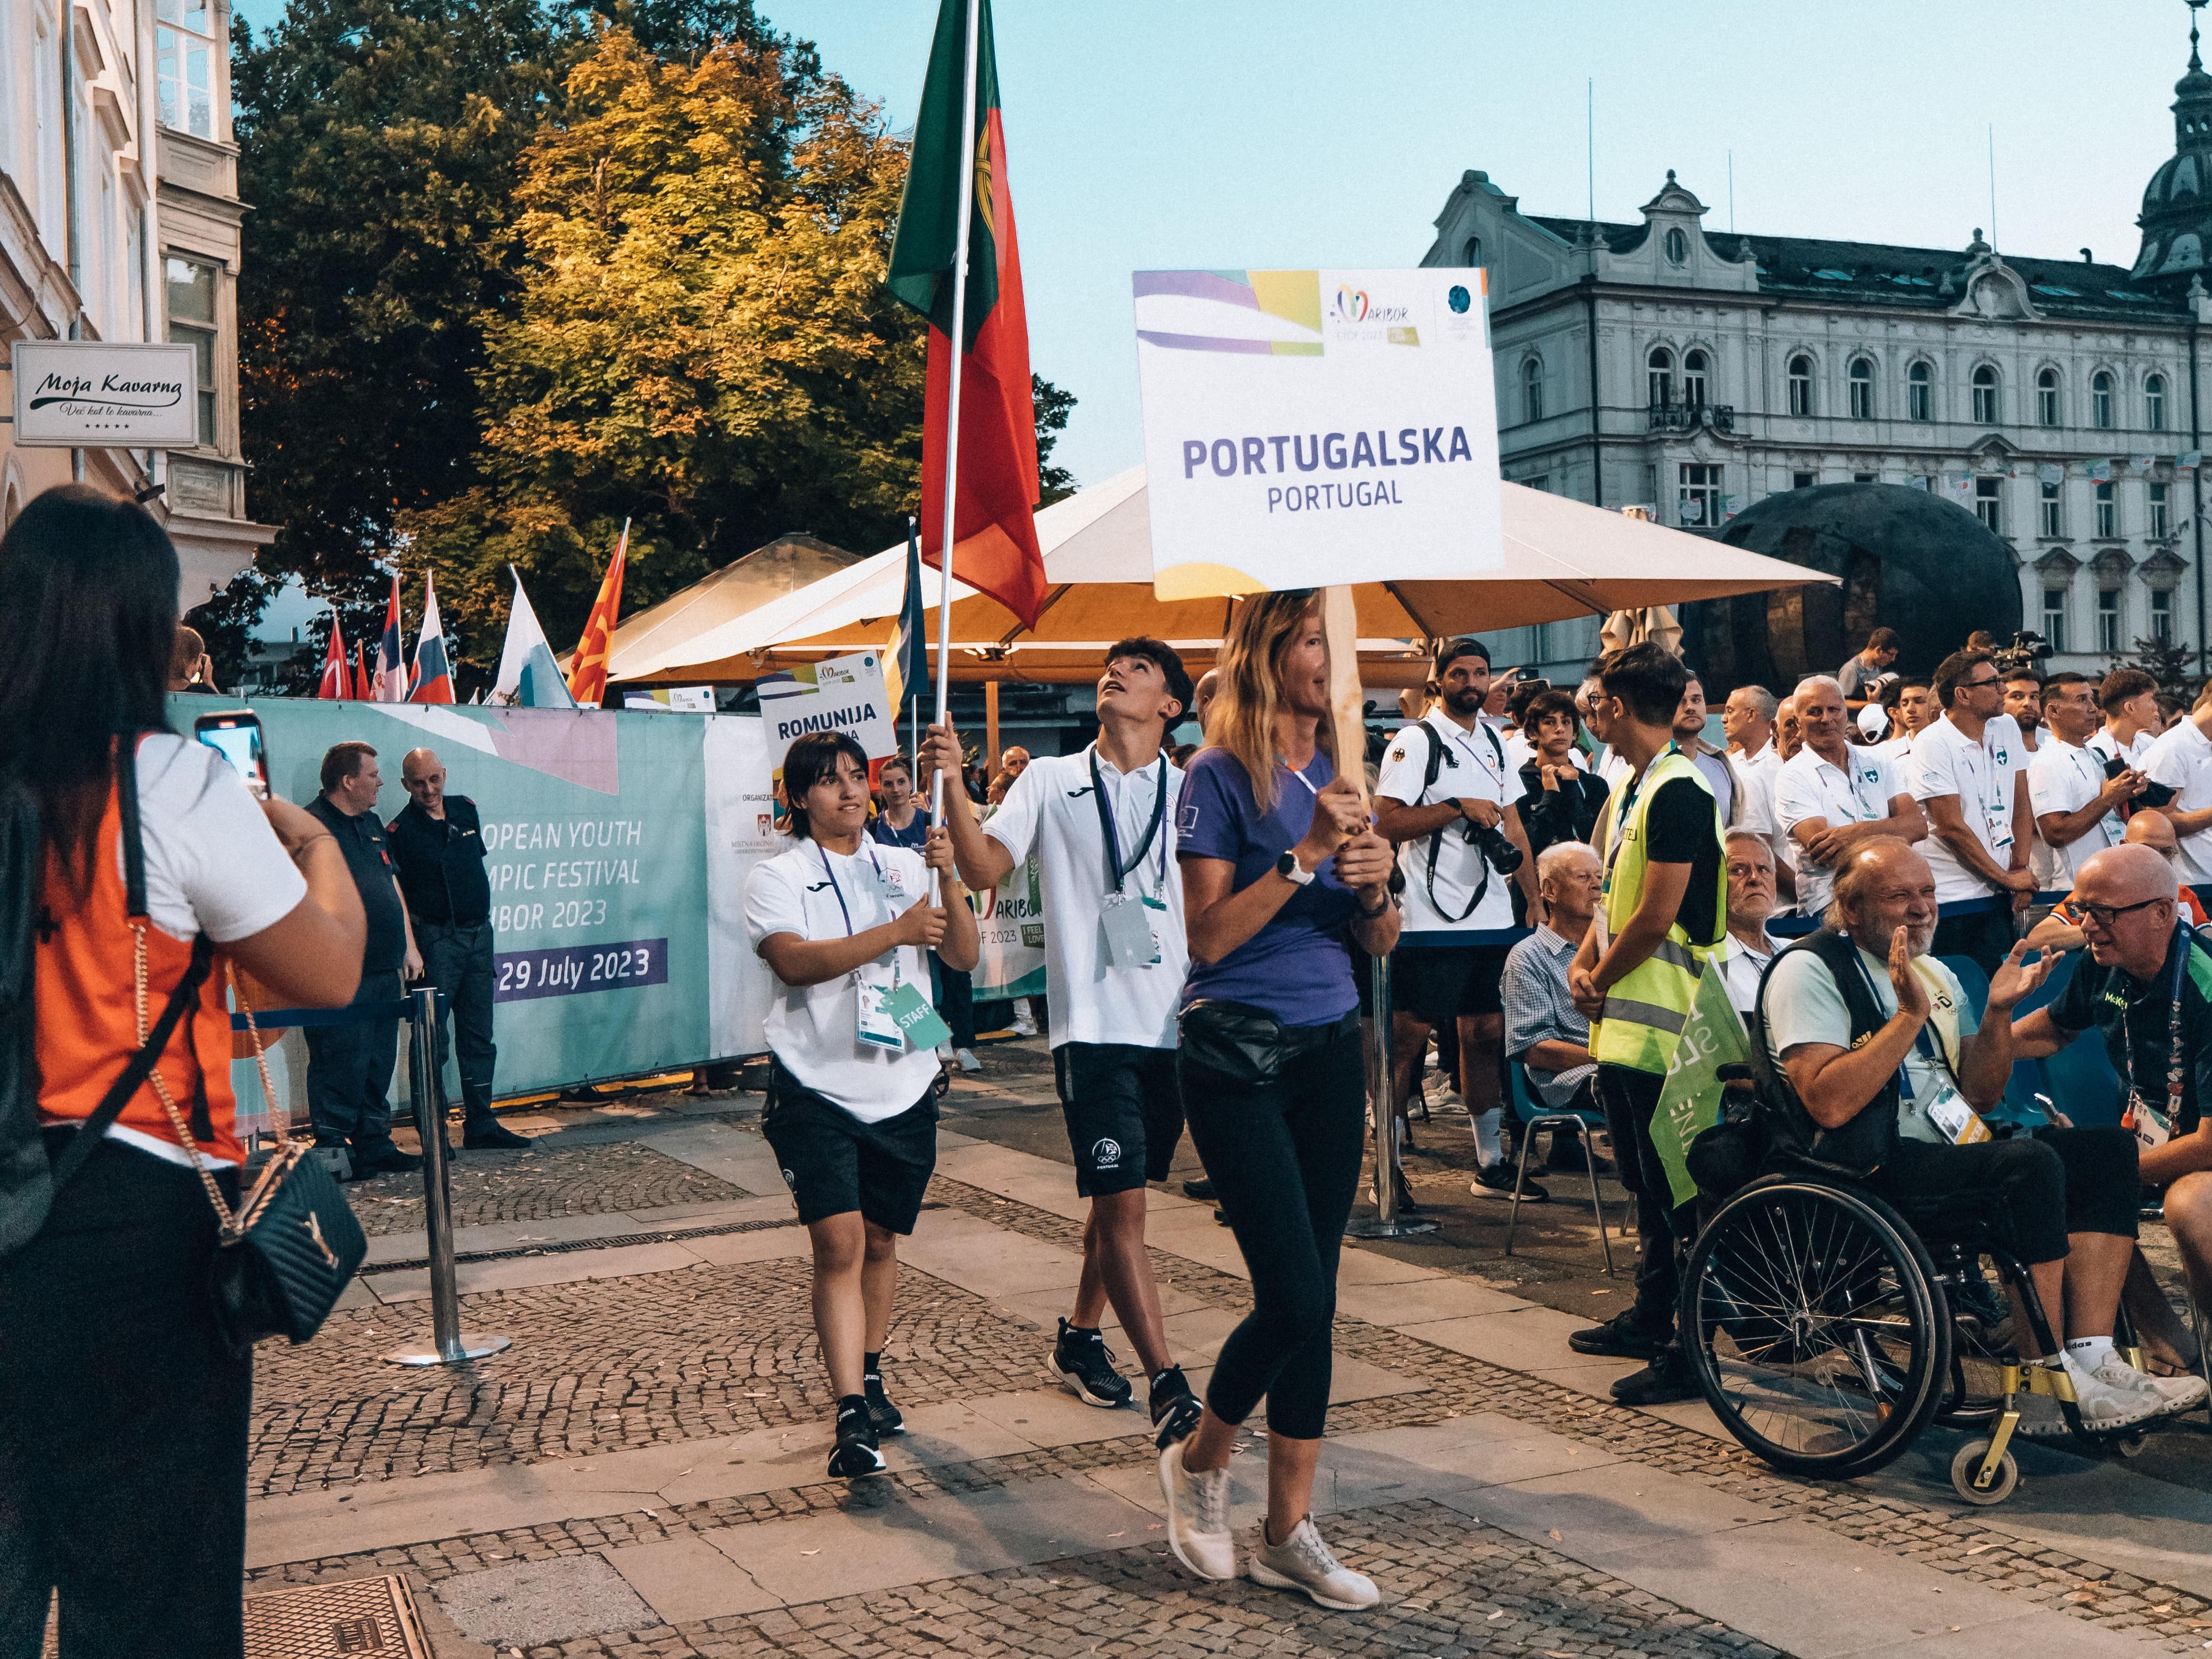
[744,837,940,1121]
[1378,711,1526,937]
[1906,714,2026,905]
[2144,716,2212,885]
[2088,726,2155,768]
[2026,736,2123,884]
[1774,742,1904,914]
[981,746,1186,1050]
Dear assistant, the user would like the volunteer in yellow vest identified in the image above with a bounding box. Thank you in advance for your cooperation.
[1762,838,2202,1433]
[1566,643,1727,1405]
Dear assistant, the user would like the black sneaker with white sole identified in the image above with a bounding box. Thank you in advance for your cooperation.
[1470,1162,1547,1202]
[1051,1317,1134,1407]
[1149,1365,1202,1447]
[826,1397,885,1478]
[862,1365,904,1436]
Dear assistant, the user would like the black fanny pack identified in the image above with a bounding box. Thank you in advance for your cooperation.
[1177,1000,1353,1085]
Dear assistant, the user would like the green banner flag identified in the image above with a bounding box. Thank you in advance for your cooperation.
[1649,963,1752,1208]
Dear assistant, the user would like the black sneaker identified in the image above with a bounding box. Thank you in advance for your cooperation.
[1610,1348,1698,1406]
[1149,1365,1203,1448]
[1182,1177,1217,1200]
[351,1147,423,1181]
[827,1398,886,1478]
[862,1365,904,1436]
[1372,1169,1423,1214]
[1569,1309,1670,1359]
[1538,1139,1614,1177]
[1469,1161,1547,1202]
[463,1122,532,1151]
[1051,1317,1134,1408]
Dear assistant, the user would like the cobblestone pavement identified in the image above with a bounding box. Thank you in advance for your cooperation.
[248,1253,1044,1497]
[350,1139,750,1236]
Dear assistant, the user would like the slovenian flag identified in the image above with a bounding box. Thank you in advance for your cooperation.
[373,574,407,702]
[490,568,577,709]
[410,573,455,703]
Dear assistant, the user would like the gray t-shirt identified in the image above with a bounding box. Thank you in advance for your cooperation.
[1763,943,1979,1144]
[1837,655,1874,700]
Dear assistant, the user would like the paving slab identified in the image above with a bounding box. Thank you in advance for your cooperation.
[1394,1304,1602,1371]
[1333,1248,1448,1285]
[430,1554,656,1651]
[1336,1273,1532,1326]
[965,1386,1153,1449]
[1843,1610,2167,1658]
[680,1227,811,1267]
[895,1206,1087,1298]
[1432,1458,1783,1560]
[367,1239,706,1302]
[599,1534,780,1623]
[1135,1208,1254,1277]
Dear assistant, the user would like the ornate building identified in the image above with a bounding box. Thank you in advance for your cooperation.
[0,0,272,608]
[1430,20,2212,683]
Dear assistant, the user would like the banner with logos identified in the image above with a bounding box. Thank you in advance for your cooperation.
[757,650,898,761]
[1132,267,1504,600]
[966,839,1047,1000]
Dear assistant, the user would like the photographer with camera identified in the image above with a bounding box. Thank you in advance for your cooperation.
[1837,628,1901,713]
[1376,637,1542,1200]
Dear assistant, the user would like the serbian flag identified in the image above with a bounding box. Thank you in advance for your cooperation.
[886,0,1046,629]
[409,573,455,703]
[318,611,350,700]
[354,642,374,701]
[370,575,407,702]
[566,520,629,706]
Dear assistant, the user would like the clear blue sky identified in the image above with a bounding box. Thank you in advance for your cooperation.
[231,1,2193,495]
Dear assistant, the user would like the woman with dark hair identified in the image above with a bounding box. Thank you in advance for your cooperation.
[1160,591,1399,1610]
[0,485,367,1657]
[1518,688,1611,865]
[744,730,977,1479]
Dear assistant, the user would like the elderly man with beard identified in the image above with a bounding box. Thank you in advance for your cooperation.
[2010,843,2212,1404]
[1761,839,2195,1431]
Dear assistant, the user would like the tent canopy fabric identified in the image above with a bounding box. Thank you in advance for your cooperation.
[609,468,1838,686]
[597,532,863,682]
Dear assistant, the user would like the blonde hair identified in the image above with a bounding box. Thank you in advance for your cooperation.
[1204,590,1327,812]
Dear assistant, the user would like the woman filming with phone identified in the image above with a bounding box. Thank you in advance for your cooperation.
[0,485,368,1658]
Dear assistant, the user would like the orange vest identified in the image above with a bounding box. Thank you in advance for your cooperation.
[34,749,242,1166]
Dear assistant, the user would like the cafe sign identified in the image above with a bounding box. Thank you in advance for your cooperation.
[11,340,198,447]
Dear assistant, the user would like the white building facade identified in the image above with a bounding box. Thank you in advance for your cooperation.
[1430,29,2212,684]
[0,0,271,608]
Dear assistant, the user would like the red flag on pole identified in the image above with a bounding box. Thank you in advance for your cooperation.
[354,642,373,702]
[318,613,350,700]
[566,520,629,706]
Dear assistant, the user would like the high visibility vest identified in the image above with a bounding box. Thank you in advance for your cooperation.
[1594,748,1726,1074]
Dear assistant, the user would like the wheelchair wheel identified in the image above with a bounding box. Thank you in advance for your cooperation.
[1950,1438,2018,1505]
[1682,1178,1951,1479]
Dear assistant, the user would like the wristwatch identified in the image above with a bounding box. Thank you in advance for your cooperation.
[1275,850,1316,886]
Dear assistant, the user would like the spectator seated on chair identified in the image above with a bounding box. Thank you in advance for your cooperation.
[2010,842,2212,1384]
[1714,829,1781,1015]
[1501,842,1615,1178]
[2025,811,2209,954]
[1760,837,2201,1433]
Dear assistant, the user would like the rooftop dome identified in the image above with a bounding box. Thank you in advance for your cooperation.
[1678,484,2021,700]
[2134,6,2212,287]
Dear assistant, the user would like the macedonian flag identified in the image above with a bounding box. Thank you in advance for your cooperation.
[886,0,1047,629]
[566,520,629,707]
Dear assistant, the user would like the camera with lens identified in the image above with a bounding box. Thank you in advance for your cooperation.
[1460,810,1524,876]
[1990,630,2054,675]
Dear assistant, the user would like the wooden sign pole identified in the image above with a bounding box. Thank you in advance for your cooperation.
[1320,586,1368,805]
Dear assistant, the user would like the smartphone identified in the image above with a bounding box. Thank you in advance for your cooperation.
[2032,1092,2064,1128]
[194,710,270,801]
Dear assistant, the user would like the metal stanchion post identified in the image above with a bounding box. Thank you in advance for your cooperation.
[385,987,512,1366]
[1346,949,1437,1239]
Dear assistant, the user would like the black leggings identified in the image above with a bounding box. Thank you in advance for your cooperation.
[1871,1125,2139,1264]
[1179,1014,1365,1440]
[0,1134,251,1659]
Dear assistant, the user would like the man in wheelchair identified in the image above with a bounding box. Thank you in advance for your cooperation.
[1759,837,2203,1432]
[2012,842,2212,1384]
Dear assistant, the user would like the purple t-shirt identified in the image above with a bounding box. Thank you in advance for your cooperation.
[1175,746,1360,1027]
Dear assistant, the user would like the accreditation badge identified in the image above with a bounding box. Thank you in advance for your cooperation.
[2125,1091,2173,1153]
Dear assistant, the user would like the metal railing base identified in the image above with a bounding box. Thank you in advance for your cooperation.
[1345,1212,1440,1239]
[384,1333,513,1367]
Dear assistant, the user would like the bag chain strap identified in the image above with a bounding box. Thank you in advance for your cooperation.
[132,921,287,1242]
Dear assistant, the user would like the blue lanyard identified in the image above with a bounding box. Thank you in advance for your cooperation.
[1090,747,1169,895]
[815,839,886,938]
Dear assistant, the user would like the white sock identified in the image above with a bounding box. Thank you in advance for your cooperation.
[2067,1336,2117,1370]
[1471,1106,1503,1166]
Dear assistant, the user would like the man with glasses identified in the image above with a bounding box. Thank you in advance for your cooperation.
[2028,811,2210,952]
[2011,843,2212,1406]
[1774,675,1926,920]
[1905,649,2035,977]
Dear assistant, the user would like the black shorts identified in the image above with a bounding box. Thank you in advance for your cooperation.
[1392,942,1510,1028]
[1053,1042,1184,1198]
[761,1060,939,1233]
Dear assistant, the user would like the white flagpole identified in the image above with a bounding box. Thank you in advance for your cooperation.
[928,0,982,843]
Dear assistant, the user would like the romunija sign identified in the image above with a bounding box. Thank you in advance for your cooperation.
[12,340,199,447]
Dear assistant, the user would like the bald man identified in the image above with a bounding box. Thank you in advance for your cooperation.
[388,747,527,1149]
[2027,811,2211,951]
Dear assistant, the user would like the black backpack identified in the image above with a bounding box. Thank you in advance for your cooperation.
[1743,927,1910,1179]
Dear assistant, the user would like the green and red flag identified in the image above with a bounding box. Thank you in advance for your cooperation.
[887,0,1048,629]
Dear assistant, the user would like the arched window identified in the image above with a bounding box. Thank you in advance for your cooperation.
[1463,234,1484,269]
[1908,360,1933,422]
[1787,354,1814,417]
[1683,349,1709,409]
[2149,373,2170,431]
[1664,227,1688,265]
[2092,370,2115,429]
[1647,346,1674,409]
[1848,356,1874,420]
[2036,367,2060,428]
[1972,364,2000,425]
[1522,356,1545,424]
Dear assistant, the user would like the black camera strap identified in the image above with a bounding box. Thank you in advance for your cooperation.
[1416,720,1504,925]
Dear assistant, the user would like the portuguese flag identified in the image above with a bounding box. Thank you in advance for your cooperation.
[887,0,1048,629]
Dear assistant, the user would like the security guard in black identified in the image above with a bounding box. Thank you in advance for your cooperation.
[388,792,492,925]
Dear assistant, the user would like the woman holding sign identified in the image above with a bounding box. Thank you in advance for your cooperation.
[1161,592,1400,1610]
[744,731,977,1479]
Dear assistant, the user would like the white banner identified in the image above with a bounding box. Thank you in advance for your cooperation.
[1133,267,1504,599]
[968,818,1046,1000]
[757,650,898,766]
[703,715,780,1059]
[12,340,199,447]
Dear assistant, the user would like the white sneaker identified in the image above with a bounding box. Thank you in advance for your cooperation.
[1247,1514,1378,1610]
[1010,1014,1038,1037]
[2067,1351,2169,1433]
[1158,1439,1235,1581]
[955,1048,983,1074]
[2119,1358,2208,1414]
[935,1043,954,1062]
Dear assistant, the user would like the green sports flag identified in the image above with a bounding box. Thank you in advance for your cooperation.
[1650,963,1752,1208]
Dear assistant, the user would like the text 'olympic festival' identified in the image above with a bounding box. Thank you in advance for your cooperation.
[1180,427,1478,515]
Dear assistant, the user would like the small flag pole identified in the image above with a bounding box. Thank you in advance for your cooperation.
[928,0,983,856]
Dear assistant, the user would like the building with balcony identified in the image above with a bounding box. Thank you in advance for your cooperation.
[0,0,272,610]
[1429,21,2212,684]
